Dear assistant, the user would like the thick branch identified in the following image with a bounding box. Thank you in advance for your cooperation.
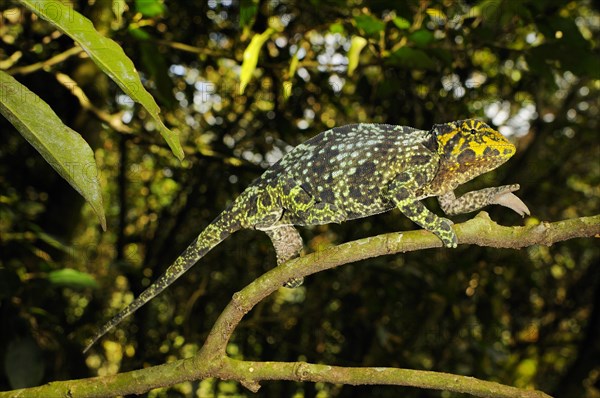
[220,358,550,398]
[199,213,600,359]
[3,214,598,398]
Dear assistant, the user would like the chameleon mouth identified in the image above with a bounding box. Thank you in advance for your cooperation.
[500,144,516,157]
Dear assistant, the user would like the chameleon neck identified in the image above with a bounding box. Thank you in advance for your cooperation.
[83,210,240,353]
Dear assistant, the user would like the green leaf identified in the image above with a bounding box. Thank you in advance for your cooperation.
[129,26,152,40]
[409,30,434,48]
[388,47,437,70]
[392,16,411,30]
[329,22,345,34]
[135,0,165,17]
[35,230,73,252]
[283,52,300,101]
[288,52,300,79]
[239,28,275,94]
[19,0,184,160]
[354,14,386,36]
[0,71,106,230]
[47,269,98,289]
[347,36,367,76]
[429,48,453,66]
[240,0,258,29]
[425,8,447,24]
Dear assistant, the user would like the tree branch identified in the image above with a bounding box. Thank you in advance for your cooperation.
[6,46,84,75]
[3,214,598,398]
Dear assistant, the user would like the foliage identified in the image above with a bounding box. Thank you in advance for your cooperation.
[0,0,598,397]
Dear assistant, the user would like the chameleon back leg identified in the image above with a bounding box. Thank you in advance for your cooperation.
[264,225,304,287]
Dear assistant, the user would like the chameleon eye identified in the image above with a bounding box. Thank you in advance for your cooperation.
[469,128,477,135]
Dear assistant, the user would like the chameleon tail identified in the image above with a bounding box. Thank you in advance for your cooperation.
[83,210,241,353]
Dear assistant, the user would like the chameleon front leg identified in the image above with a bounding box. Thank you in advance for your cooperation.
[387,179,458,248]
[438,184,530,217]
[264,225,305,288]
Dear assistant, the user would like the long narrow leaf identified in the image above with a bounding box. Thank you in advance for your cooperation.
[0,70,106,230]
[19,0,184,160]
[48,269,98,289]
[239,28,275,94]
[347,36,367,76]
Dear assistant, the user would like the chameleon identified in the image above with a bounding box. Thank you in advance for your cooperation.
[83,119,529,353]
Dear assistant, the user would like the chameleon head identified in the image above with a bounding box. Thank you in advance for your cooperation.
[431,119,516,189]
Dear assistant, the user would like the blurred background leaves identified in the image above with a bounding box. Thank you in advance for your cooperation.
[0,0,598,397]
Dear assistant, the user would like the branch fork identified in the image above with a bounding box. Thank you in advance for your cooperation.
[5,214,600,398]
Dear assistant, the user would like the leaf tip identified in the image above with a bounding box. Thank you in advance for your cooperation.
[174,147,185,161]
[99,215,107,231]
[169,133,185,161]
[157,123,185,160]
[90,203,107,231]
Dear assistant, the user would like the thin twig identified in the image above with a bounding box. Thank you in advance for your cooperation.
[7,46,84,75]
[54,72,134,134]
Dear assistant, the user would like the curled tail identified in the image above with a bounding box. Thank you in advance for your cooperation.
[83,211,241,353]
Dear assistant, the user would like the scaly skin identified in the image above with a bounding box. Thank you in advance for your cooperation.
[84,119,529,353]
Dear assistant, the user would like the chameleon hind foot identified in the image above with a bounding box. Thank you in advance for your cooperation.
[283,277,304,288]
[263,225,305,287]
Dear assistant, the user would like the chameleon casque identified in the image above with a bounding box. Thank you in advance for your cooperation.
[84,119,529,352]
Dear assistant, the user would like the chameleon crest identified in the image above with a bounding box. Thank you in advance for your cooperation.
[84,119,529,353]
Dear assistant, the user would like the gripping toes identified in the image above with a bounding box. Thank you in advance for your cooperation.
[499,184,520,194]
[393,196,459,248]
[434,218,458,248]
[284,277,304,288]
[263,225,306,288]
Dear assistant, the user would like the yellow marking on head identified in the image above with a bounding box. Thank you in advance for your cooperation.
[435,124,459,149]
[426,119,517,195]
[436,119,515,160]
[468,133,516,158]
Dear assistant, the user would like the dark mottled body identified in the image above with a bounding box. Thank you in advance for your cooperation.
[84,119,529,352]
[239,124,434,227]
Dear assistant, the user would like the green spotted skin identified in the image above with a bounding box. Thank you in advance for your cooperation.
[84,119,522,352]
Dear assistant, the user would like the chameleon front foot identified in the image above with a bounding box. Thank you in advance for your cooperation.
[438,184,530,217]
